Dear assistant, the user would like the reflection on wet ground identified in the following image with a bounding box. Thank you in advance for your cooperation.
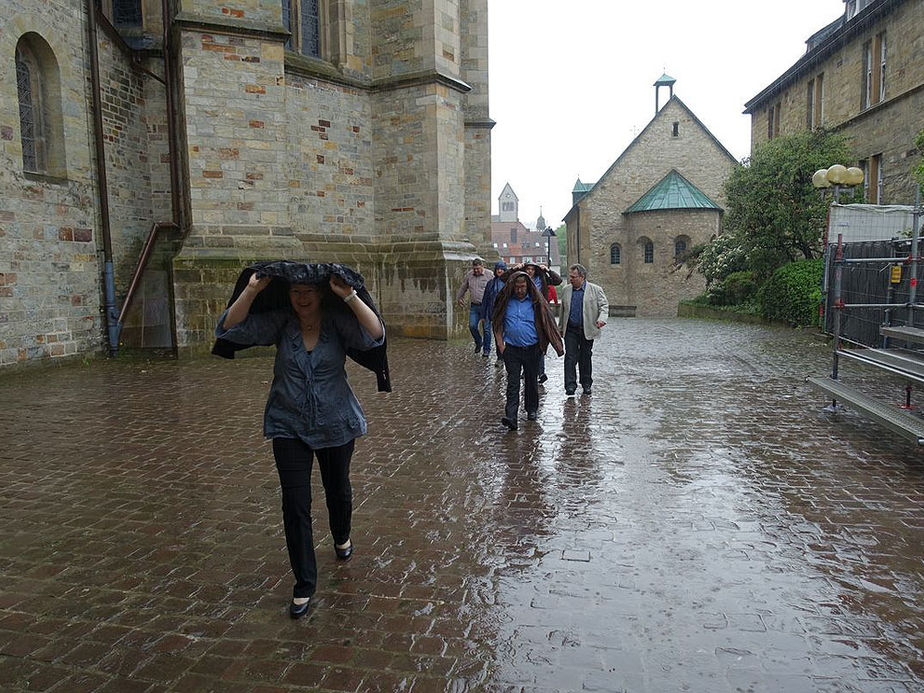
[0,318,921,691]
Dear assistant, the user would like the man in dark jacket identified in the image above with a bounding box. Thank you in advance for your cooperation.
[479,260,507,366]
[492,271,563,431]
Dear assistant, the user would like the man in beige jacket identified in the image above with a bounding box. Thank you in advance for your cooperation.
[557,264,609,396]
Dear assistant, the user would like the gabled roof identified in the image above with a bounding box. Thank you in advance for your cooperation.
[744,0,904,112]
[624,170,721,214]
[572,178,593,193]
[563,95,737,220]
[499,182,518,200]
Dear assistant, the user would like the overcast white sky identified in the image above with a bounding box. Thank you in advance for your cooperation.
[488,0,845,228]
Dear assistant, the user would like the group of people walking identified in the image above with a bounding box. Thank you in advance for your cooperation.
[456,257,610,431]
[212,255,607,617]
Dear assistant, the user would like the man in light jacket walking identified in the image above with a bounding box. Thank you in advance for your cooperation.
[558,264,608,396]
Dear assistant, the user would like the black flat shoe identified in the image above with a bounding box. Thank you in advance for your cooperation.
[526,411,538,420]
[501,416,518,431]
[289,599,310,619]
[335,541,353,561]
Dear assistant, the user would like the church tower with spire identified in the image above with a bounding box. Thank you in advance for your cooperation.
[498,182,519,223]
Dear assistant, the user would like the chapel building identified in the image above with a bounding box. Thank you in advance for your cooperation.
[564,78,738,317]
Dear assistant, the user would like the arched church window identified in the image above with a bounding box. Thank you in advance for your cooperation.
[16,41,47,173]
[15,34,64,178]
[675,238,687,257]
[610,243,621,265]
[644,240,654,264]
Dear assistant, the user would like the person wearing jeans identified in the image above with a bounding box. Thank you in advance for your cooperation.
[492,271,563,430]
[480,260,507,365]
[456,258,490,355]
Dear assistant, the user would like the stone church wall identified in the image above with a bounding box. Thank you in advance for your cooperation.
[1,0,492,368]
[620,210,717,317]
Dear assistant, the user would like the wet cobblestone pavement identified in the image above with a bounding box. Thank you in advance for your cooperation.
[1,318,922,692]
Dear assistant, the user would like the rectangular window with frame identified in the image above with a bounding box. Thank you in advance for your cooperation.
[767,102,781,139]
[806,79,814,129]
[863,154,883,203]
[807,74,823,129]
[862,32,886,109]
[878,32,887,102]
[814,73,824,127]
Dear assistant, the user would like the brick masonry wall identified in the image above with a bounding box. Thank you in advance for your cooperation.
[371,0,427,80]
[177,0,282,27]
[0,2,101,366]
[570,98,736,317]
[178,30,293,251]
[98,34,158,283]
[748,0,923,202]
[0,1,174,368]
[173,2,484,347]
[286,73,374,240]
[371,83,439,240]
[461,0,493,256]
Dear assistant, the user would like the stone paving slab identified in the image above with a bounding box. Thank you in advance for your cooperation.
[0,318,922,692]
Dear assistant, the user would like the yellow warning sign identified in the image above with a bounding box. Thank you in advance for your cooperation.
[890,265,903,284]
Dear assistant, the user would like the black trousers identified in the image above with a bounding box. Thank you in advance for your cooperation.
[504,343,540,420]
[564,328,594,392]
[272,437,354,599]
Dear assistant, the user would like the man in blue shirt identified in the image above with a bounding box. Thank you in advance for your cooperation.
[492,272,563,430]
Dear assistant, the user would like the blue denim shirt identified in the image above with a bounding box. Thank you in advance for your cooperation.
[503,296,539,347]
[216,308,384,449]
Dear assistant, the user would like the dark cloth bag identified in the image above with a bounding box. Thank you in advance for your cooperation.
[212,260,391,392]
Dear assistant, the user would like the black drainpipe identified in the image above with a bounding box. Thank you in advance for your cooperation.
[85,0,119,355]
[162,0,182,225]
[86,0,184,355]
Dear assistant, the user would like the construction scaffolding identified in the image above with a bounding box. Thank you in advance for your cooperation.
[809,196,924,446]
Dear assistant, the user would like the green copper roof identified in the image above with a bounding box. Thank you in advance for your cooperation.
[654,72,676,86]
[572,177,593,193]
[624,170,721,214]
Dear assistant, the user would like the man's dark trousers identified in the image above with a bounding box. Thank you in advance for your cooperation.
[504,344,540,419]
[564,328,594,393]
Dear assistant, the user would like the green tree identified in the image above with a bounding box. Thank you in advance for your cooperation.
[720,129,855,280]
[556,223,567,266]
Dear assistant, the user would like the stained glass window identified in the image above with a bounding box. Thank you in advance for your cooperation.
[113,0,143,28]
[300,0,320,57]
[16,43,44,173]
[281,0,293,50]
[644,241,654,264]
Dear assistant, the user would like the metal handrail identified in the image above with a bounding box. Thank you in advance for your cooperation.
[116,221,178,327]
[841,256,922,264]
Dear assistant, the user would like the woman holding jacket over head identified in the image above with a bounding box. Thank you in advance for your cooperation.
[215,262,386,619]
